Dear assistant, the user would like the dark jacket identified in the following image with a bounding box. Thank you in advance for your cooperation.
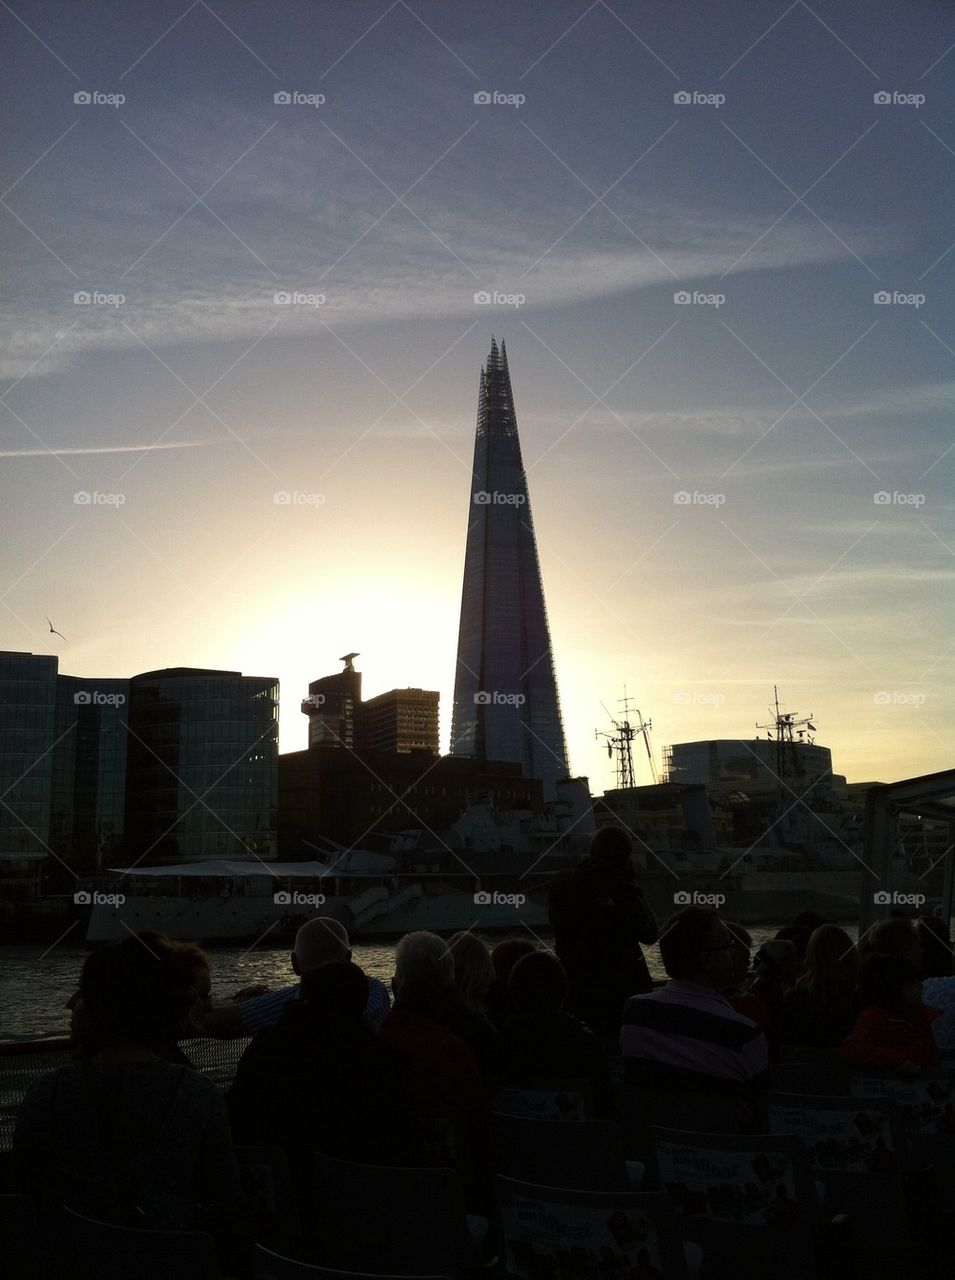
[494,1010,615,1118]
[548,858,658,1034]
[228,1004,424,1210]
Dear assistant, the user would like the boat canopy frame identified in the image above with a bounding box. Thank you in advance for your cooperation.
[857,768,955,936]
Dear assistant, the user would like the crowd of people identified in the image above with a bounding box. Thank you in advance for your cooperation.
[8,824,955,1273]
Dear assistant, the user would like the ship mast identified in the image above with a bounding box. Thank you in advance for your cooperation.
[596,690,658,788]
[756,685,816,787]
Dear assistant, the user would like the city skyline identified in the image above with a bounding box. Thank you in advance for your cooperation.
[1,1,953,795]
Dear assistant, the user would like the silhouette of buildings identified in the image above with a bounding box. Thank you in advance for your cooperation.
[450,338,569,798]
[0,653,279,891]
[300,654,439,756]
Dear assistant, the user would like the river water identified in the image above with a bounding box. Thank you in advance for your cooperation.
[0,921,859,1041]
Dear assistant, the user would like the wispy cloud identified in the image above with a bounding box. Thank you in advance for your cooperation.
[0,440,212,458]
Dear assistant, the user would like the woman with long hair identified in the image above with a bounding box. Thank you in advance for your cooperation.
[779,924,860,1047]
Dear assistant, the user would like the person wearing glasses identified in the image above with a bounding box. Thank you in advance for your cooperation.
[620,906,769,1095]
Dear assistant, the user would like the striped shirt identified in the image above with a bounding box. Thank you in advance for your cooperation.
[621,979,768,1090]
[239,975,391,1035]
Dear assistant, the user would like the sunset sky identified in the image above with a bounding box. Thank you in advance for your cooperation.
[1,0,953,795]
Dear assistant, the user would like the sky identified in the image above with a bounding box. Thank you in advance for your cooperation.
[1,0,953,795]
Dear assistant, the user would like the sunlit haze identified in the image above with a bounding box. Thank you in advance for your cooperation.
[2,0,953,795]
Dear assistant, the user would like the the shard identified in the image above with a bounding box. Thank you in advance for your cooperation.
[450,338,570,798]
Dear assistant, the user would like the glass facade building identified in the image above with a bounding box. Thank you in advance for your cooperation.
[450,339,569,798]
[0,652,57,856]
[51,676,129,877]
[124,668,278,864]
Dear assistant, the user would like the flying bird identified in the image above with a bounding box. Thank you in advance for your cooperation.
[46,617,67,641]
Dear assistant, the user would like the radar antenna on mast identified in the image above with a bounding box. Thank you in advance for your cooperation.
[596,689,659,788]
[756,685,815,782]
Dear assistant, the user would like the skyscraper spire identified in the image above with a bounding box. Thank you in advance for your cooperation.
[450,339,570,798]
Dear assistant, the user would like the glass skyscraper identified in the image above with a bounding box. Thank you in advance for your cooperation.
[450,339,569,798]
[124,668,278,864]
[0,652,57,856]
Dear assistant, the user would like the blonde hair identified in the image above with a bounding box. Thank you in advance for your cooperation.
[448,931,493,1014]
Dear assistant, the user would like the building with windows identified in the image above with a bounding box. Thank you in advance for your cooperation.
[124,668,279,865]
[302,652,362,749]
[0,652,57,900]
[450,339,569,798]
[664,739,835,793]
[51,675,129,878]
[360,687,439,755]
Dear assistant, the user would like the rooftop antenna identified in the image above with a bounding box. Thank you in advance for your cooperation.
[596,688,659,788]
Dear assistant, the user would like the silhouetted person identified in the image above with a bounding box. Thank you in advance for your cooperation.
[861,917,923,969]
[841,954,941,1075]
[204,917,390,1037]
[15,934,240,1270]
[486,937,537,1029]
[548,825,658,1035]
[621,906,769,1095]
[494,950,614,1117]
[228,961,423,1216]
[436,931,497,1082]
[779,924,860,1048]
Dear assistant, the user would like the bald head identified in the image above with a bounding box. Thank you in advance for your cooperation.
[292,918,350,975]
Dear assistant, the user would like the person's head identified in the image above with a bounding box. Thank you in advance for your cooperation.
[169,940,212,1035]
[490,937,537,984]
[724,921,752,987]
[918,916,953,979]
[867,918,922,969]
[291,918,351,976]
[392,931,454,1010]
[773,925,812,970]
[589,825,632,872]
[859,953,923,1016]
[299,960,368,1024]
[657,907,738,988]
[509,950,569,1015]
[448,932,493,1014]
[800,923,858,988]
[69,931,198,1052]
[752,940,797,990]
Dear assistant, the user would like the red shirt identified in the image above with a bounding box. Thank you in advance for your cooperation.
[840,1004,941,1071]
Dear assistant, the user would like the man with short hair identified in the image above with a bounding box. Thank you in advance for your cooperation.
[620,906,768,1093]
[203,918,390,1037]
[547,825,658,1034]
